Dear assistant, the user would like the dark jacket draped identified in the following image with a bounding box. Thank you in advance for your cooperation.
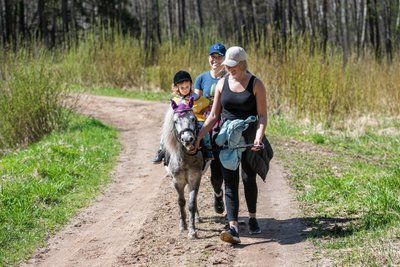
[242,121,274,182]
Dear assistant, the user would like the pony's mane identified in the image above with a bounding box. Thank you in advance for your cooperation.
[161,107,184,165]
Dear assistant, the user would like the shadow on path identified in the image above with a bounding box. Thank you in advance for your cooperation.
[235,216,358,246]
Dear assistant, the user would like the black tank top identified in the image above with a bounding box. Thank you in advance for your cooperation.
[221,75,257,120]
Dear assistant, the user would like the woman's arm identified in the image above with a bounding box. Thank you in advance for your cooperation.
[195,79,223,149]
[252,78,268,150]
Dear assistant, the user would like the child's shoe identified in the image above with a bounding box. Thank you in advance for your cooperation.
[152,149,165,164]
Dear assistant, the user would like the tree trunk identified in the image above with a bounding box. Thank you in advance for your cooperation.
[165,0,173,40]
[360,0,368,54]
[70,0,78,44]
[302,0,313,35]
[249,0,258,43]
[396,0,400,30]
[4,0,13,44]
[367,0,382,59]
[0,0,4,45]
[381,0,393,61]
[18,0,25,40]
[177,0,185,38]
[321,0,329,53]
[339,0,349,61]
[61,0,69,35]
[195,0,203,28]
[38,0,47,42]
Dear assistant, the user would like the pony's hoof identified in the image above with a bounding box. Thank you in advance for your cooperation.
[179,223,187,232]
[188,231,197,239]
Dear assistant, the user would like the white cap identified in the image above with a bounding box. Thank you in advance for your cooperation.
[221,46,247,67]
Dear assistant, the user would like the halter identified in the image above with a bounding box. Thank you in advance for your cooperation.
[173,108,198,148]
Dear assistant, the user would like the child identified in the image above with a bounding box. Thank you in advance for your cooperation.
[152,70,214,164]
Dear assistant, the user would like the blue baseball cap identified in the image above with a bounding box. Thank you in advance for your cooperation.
[209,43,226,56]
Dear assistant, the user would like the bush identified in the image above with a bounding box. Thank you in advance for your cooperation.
[0,55,75,153]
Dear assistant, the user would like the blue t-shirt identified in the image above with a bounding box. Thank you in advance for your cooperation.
[194,71,221,97]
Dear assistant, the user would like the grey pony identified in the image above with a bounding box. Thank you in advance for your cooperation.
[161,97,204,239]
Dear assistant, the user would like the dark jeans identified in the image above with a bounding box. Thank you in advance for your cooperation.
[222,150,258,222]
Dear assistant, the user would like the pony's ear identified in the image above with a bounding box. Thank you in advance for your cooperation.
[188,97,194,108]
[171,99,178,111]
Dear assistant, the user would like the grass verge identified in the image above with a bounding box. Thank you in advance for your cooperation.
[268,114,400,266]
[0,113,120,266]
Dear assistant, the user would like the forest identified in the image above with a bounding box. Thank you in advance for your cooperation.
[1,0,400,61]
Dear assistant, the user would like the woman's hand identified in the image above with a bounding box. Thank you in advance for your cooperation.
[194,138,202,153]
[251,138,264,151]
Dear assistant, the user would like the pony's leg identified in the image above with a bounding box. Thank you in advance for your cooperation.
[187,175,202,239]
[195,203,201,223]
[173,181,187,232]
[194,193,201,224]
[187,188,199,239]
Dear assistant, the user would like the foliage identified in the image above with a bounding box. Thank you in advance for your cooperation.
[0,50,76,153]
[268,114,400,265]
[3,27,400,136]
[58,28,400,128]
[54,27,400,129]
[0,114,120,266]
[249,35,400,127]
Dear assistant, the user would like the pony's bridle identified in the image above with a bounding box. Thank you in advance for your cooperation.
[173,108,198,147]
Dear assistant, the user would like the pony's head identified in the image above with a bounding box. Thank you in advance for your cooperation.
[166,97,197,152]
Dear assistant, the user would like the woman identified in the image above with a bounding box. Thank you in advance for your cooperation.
[194,43,226,215]
[195,46,268,244]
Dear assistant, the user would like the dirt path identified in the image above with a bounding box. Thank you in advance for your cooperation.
[22,95,312,267]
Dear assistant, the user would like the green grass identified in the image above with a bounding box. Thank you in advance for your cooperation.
[0,114,120,266]
[268,114,400,265]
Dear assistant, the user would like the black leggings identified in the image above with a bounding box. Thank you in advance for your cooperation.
[222,151,258,222]
[210,150,224,194]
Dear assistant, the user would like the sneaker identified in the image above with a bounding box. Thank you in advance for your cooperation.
[214,194,224,214]
[220,227,241,244]
[248,217,261,235]
[152,149,165,164]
